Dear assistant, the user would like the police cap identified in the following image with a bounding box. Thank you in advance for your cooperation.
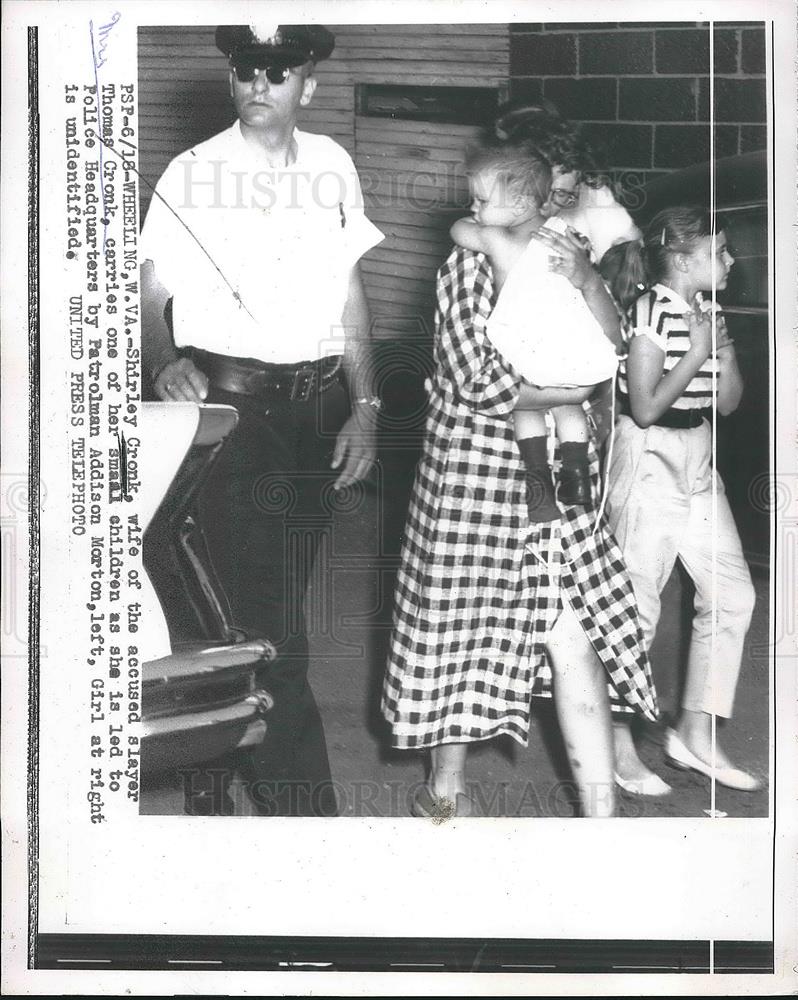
[215,24,335,67]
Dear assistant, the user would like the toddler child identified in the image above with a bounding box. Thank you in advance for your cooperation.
[451,141,618,520]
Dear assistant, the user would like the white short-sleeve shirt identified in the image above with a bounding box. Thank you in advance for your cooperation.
[140,123,384,363]
[618,283,720,411]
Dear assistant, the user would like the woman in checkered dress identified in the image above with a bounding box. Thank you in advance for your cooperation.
[382,227,660,818]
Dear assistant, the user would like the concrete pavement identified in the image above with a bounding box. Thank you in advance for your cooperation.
[140,470,770,818]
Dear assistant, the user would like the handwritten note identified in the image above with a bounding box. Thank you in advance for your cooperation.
[90,11,121,70]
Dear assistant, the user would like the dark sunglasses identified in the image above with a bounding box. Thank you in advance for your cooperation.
[232,60,291,85]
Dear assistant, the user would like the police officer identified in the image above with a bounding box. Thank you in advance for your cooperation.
[141,24,384,816]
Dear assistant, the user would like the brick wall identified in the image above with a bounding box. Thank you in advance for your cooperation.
[509,22,767,189]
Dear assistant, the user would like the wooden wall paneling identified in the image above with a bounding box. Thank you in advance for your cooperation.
[334,24,508,336]
[355,117,485,336]
[138,26,231,219]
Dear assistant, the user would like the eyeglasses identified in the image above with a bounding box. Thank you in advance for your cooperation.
[232,61,291,85]
[549,188,578,208]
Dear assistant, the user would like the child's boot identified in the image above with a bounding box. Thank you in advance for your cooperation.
[517,436,560,522]
[557,442,593,507]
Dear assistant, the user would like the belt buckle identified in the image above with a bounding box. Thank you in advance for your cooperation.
[291,366,315,402]
[322,356,342,389]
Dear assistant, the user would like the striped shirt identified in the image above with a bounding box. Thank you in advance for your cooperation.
[618,283,719,411]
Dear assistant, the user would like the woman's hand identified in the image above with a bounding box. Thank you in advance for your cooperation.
[531,225,594,289]
[533,224,623,351]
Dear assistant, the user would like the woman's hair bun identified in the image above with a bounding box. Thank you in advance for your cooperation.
[493,100,562,141]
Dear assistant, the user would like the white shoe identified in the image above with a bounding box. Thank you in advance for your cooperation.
[614,771,671,797]
[665,729,762,792]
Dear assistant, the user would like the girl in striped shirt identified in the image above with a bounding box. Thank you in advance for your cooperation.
[601,206,760,796]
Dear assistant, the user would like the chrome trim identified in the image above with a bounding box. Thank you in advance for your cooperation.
[142,699,260,737]
[143,638,278,684]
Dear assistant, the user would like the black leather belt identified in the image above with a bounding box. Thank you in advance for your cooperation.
[619,397,710,429]
[189,349,344,403]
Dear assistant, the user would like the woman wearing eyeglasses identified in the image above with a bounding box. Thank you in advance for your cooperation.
[494,102,641,263]
[383,105,659,819]
[492,105,686,797]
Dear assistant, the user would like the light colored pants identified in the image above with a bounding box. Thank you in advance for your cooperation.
[605,417,755,718]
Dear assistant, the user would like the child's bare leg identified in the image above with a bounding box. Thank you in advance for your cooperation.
[513,409,559,522]
[551,403,593,507]
[513,408,546,442]
[546,598,615,817]
[551,403,589,443]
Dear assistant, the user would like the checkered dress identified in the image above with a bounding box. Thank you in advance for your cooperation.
[382,248,659,750]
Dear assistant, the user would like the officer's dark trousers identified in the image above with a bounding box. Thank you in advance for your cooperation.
[192,380,349,817]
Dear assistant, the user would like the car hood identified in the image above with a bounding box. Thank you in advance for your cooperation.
[636,151,767,225]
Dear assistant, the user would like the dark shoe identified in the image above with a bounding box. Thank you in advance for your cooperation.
[525,470,560,522]
[557,464,593,507]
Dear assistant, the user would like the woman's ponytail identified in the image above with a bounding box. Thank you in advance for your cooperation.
[599,240,649,313]
[600,205,720,314]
